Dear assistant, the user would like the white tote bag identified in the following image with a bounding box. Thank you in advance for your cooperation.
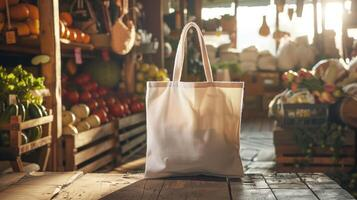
[145,22,244,178]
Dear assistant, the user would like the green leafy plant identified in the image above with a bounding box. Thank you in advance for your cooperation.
[0,65,45,105]
[293,123,351,163]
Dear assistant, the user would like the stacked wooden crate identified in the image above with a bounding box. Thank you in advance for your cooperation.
[117,112,146,163]
[238,71,282,117]
[273,122,355,173]
[63,121,117,173]
[0,112,53,172]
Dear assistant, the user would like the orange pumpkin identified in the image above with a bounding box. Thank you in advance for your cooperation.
[82,34,91,44]
[24,3,39,20]
[68,28,77,41]
[60,12,73,26]
[64,27,71,40]
[12,22,30,36]
[26,19,39,35]
[73,29,85,43]
[0,0,19,10]
[10,4,30,21]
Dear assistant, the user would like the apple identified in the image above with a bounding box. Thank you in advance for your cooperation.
[97,87,108,96]
[66,90,79,105]
[75,73,91,85]
[110,102,125,117]
[93,109,108,124]
[97,98,106,107]
[101,106,109,113]
[86,100,98,111]
[105,97,117,107]
[80,91,92,102]
[91,91,99,99]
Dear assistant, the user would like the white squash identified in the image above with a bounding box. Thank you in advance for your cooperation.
[63,124,78,135]
[62,111,76,126]
[84,115,101,128]
[76,121,91,132]
[71,104,90,119]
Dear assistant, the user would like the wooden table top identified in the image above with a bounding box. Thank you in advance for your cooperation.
[0,172,354,200]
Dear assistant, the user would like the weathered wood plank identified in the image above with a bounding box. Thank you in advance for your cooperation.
[158,177,231,200]
[1,172,82,200]
[313,189,355,200]
[54,173,144,200]
[118,113,146,129]
[264,173,307,189]
[74,139,115,165]
[74,121,116,148]
[273,189,318,200]
[0,173,26,191]
[79,153,113,173]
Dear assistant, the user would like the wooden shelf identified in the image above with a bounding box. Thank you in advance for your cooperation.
[0,38,96,56]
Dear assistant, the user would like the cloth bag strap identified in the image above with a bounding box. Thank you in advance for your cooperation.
[173,22,213,82]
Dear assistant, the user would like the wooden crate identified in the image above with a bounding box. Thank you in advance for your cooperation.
[117,112,146,163]
[258,71,281,92]
[273,122,355,173]
[63,121,117,173]
[0,112,53,172]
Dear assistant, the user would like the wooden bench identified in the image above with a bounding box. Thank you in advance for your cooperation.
[0,172,354,199]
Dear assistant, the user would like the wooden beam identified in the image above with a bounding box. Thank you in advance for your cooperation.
[39,0,62,171]
[142,0,164,68]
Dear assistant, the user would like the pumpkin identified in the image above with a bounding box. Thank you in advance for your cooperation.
[82,34,90,44]
[73,29,84,43]
[26,19,39,35]
[60,12,73,26]
[76,121,91,132]
[24,3,38,20]
[12,22,30,36]
[71,104,90,119]
[0,0,19,10]
[10,4,30,21]
[85,60,121,88]
[84,114,101,128]
[63,124,78,135]
[68,28,77,41]
[62,111,76,126]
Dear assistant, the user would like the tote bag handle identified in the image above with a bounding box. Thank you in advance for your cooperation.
[173,22,213,82]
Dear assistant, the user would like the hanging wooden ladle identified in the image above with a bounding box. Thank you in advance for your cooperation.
[288,8,294,21]
[259,15,270,37]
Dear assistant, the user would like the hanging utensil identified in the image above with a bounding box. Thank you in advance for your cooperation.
[296,0,304,17]
[288,8,294,21]
[259,15,270,37]
[275,0,286,13]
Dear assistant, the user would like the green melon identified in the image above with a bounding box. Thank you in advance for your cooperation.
[85,60,121,88]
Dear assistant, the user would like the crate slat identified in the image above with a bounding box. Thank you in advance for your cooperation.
[119,125,146,141]
[118,113,145,129]
[73,121,116,148]
[275,145,355,156]
[121,143,146,162]
[79,153,113,173]
[74,139,115,165]
[276,156,355,165]
[122,134,146,154]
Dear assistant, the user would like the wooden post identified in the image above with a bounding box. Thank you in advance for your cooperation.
[39,0,62,171]
[313,0,318,39]
[142,0,164,68]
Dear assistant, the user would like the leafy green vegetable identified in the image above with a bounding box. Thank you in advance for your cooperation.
[0,65,45,105]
